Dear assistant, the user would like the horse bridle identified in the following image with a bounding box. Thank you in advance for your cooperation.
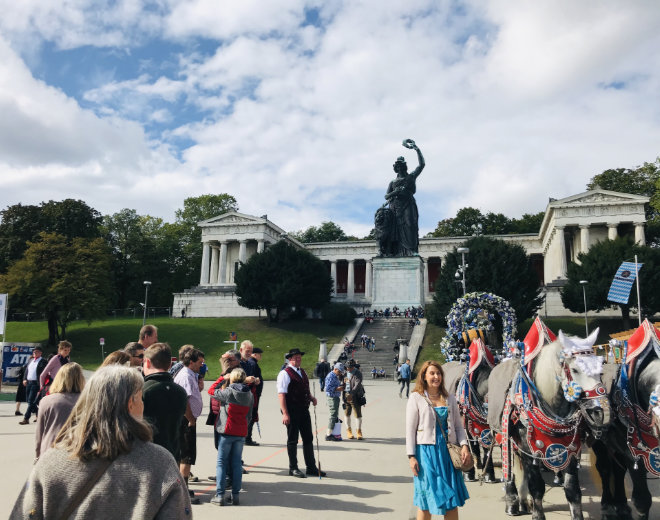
[559,357,609,438]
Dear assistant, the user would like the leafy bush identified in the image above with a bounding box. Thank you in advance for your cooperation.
[322,302,357,325]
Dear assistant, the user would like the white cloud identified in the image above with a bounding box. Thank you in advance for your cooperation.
[0,0,659,241]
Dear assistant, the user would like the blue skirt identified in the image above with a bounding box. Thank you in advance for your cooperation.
[413,407,469,515]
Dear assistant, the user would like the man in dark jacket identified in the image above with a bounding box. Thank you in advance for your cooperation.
[19,346,47,425]
[142,343,188,458]
[239,340,262,446]
[315,357,331,391]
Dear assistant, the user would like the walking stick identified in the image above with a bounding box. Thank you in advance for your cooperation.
[312,382,322,479]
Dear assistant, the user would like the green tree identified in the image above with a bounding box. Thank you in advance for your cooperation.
[482,212,513,235]
[291,221,348,243]
[0,199,101,272]
[587,159,660,245]
[234,241,332,322]
[561,237,660,329]
[510,212,545,234]
[0,232,113,346]
[429,207,485,237]
[431,236,543,326]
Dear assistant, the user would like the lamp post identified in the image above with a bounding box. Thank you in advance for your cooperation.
[142,281,151,326]
[456,247,469,296]
[579,280,588,336]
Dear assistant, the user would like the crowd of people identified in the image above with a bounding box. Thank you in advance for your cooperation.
[10,324,473,520]
[360,306,425,320]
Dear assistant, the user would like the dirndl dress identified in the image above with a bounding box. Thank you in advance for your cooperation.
[413,406,469,515]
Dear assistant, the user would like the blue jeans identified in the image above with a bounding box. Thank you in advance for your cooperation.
[216,435,244,497]
[24,381,40,420]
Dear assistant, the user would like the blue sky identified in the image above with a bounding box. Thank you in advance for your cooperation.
[1,0,660,237]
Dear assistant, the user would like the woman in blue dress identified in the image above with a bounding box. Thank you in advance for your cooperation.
[406,360,471,520]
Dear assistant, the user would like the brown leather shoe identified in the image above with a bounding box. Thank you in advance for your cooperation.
[19,420,29,425]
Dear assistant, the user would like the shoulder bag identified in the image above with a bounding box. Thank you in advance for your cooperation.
[423,396,473,472]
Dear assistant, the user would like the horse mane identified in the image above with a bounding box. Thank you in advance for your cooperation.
[532,339,562,404]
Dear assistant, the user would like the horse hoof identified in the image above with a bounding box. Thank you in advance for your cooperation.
[483,473,498,483]
[505,504,520,516]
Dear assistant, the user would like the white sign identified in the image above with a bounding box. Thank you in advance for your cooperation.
[0,294,7,335]
[100,337,105,345]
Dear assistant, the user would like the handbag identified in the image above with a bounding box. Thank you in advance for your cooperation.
[424,395,473,472]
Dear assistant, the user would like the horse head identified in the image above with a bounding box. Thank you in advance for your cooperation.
[557,329,611,437]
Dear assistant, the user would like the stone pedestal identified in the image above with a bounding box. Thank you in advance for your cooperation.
[371,256,424,309]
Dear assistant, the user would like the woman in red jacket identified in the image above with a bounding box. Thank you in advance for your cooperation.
[209,368,253,506]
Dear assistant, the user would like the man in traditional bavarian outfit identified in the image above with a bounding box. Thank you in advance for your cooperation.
[277,348,326,478]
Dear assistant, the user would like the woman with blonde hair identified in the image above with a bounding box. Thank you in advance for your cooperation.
[35,362,85,458]
[406,360,471,520]
[12,365,190,519]
[210,367,253,506]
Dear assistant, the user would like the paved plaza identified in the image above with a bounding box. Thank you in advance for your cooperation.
[2,377,659,519]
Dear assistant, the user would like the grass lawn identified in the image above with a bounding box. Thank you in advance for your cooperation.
[2,318,348,380]
[2,314,642,381]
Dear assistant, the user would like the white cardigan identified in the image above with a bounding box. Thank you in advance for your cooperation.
[405,391,468,457]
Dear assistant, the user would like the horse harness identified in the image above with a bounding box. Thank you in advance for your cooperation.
[611,322,660,475]
[501,358,606,480]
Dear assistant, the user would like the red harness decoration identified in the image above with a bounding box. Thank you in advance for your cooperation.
[613,319,660,476]
[459,339,495,448]
[502,366,586,479]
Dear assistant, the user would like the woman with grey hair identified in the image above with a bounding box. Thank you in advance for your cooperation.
[11,365,191,519]
[35,362,85,458]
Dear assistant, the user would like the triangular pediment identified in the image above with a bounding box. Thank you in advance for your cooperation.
[199,211,266,227]
[551,189,649,206]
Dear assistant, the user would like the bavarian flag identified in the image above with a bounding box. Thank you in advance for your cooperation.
[607,261,643,305]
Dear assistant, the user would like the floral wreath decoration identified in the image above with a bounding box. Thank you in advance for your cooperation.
[440,292,517,361]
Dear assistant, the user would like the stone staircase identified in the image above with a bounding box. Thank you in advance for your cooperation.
[338,317,416,377]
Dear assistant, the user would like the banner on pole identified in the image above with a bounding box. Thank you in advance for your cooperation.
[1,343,42,383]
[607,262,643,305]
[0,293,7,335]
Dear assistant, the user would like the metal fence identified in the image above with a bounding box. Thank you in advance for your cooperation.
[7,307,173,322]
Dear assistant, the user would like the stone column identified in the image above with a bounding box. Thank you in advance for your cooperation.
[556,226,567,279]
[634,222,646,246]
[330,261,337,297]
[607,224,618,240]
[423,258,429,300]
[347,260,355,300]
[199,242,211,285]
[219,241,228,285]
[318,338,328,362]
[257,240,265,253]
[239,240,247,264]
[579,225,590,254]
[210,245,219,284]
[365,260,372,301]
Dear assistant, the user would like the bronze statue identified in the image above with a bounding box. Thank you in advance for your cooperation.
[376,139,425,257]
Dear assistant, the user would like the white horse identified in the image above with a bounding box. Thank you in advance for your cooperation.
[492,329,611,520]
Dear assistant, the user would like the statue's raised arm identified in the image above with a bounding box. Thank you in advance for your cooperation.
[402,139,425,179]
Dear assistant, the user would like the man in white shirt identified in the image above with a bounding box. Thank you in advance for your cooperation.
[277,348,326,478]
[174,347,205,504]
[19,346,47,425]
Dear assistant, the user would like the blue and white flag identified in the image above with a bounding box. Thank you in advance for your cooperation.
[607,262,643,305]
